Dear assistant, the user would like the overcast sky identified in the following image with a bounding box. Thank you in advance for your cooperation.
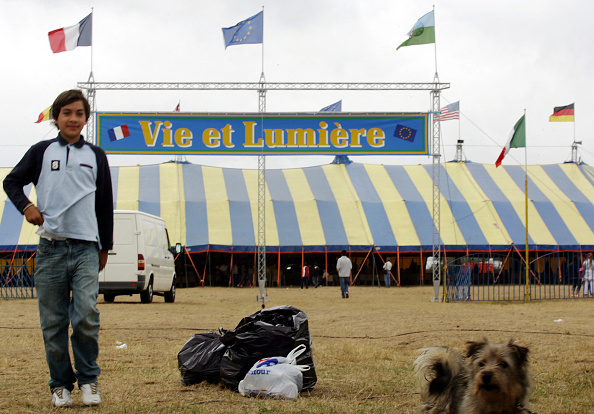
[1,0,592,169]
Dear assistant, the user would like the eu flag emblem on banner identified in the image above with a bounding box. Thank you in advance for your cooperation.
[222,11,263,48]
[394,124,417,142]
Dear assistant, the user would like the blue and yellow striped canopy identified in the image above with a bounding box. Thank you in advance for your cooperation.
[2,161,594,253]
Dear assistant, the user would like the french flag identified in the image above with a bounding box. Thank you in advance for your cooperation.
[108,125,130,142]
[48,13,92,54]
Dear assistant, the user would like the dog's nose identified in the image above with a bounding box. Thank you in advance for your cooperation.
[482,371,493,384]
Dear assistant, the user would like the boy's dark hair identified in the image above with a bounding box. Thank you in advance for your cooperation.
[51,89,91,122]
[341,250,347,256]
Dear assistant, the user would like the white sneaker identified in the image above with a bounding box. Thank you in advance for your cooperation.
[51,387,72,408]
[80,382,102,406]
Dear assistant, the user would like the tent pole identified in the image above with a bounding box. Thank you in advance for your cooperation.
[301,246,304,285]
[277,247,281,287]
[419,250,423,285]
[253,249,257,288]
[183,247,202,286]
[397,246,401,287]
[183,249,188,288]
[349,247,353,285]
[324,246,328,286]
[229,250,233,287]
[202,250,209,286]
[352,246,372,285]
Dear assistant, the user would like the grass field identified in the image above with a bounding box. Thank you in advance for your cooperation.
[1,285,593,413]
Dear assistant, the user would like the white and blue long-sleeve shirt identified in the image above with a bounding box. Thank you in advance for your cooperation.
[3,134,113,251]
[336,255,352,278]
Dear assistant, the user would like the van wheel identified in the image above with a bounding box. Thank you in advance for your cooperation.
[104,293,115,303]
[164,278,176,303]
[140,279,153,303]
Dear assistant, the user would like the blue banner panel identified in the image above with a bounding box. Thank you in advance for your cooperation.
[96,112,429,155]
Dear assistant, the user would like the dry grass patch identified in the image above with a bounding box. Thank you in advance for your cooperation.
[0,286,593,413]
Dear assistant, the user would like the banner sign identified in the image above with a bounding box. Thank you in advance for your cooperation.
[96,112,429,155]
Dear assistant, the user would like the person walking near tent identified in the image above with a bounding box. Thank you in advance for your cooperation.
[336,250,352,298]
[582,253,594,297]
[301,263,310,289]
[232,263,239,287]
[383,257,393,288]
[568,257,582,298]
[311,265,320,288]
[3,89,113,408]
[322,267,330,286]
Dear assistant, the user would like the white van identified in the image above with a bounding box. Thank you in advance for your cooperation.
[99,210,176,303]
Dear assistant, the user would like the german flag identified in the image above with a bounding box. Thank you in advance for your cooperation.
[549,103,574,122]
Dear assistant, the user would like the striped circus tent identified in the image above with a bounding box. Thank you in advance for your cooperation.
[2,160,594,253]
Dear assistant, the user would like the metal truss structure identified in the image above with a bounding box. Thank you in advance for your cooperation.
[77,79,450,303]
[257,74,268,307]
[77,81,449,92]
[431,76,442,301]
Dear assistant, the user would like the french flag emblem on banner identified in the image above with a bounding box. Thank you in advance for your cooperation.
[48,13,92,53]
[108,125,130,142]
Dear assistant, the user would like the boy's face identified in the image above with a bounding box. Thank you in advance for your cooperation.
[55,100,87,143]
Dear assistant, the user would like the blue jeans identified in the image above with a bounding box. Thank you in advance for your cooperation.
[35,238,101,391]
[339,277,349,298]
[384,270,391,287]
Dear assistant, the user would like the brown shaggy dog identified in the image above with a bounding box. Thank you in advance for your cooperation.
[414,339,532,414]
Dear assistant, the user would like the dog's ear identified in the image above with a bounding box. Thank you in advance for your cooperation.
[508,340,530,366]
[465,339,488,358]
[428,361,452,395]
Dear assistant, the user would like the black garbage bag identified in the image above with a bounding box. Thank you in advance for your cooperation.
[178,331,227,385]
[218,305,317,392]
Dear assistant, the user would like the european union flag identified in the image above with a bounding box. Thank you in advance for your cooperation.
[394,124,417,143]
[222,11,263,48]
[319,100,342,112]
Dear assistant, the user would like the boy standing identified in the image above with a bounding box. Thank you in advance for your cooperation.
[3,90,113,407]
[301,263,310,289]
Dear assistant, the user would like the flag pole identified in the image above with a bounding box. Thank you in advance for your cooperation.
[524,108,530,302]
[86,8,96,145]
[573,102,577,144]
[260,5,265,83]
[89,8,94,79]
[433,5,438,80]
[458,102,461,145]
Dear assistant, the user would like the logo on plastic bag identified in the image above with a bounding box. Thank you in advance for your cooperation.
[256,358,279,368]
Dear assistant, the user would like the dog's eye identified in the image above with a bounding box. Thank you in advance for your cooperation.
[478,361,485,368]
[498,361,509,368]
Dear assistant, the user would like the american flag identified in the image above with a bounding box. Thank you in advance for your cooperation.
[435,101,459,122]
[174,102,180,112]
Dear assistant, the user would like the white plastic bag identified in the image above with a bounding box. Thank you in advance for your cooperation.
[238,345,310,399]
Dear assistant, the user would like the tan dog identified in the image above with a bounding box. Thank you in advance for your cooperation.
[414,339,532,414]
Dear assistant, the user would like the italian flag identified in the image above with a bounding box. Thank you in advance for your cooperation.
[397,11,435,50]
[549,103,574,122]
[48,13,92,53]
[495,115,526,167]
